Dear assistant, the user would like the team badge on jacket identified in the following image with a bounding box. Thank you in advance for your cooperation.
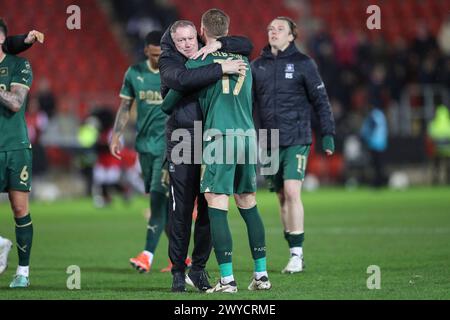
[285,64,295,72]
[285,64,294,79]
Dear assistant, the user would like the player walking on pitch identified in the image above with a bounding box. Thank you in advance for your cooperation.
[252,17,335,273]
[110,31,171,273]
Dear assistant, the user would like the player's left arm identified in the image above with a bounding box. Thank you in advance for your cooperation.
[161,89,183,115]
[218,36,253,57]
[302,58,336,155]
[0,85,29,113]
[192,36,254,60]
[3,30,44,55]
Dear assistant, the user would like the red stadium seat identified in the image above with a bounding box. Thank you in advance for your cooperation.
[1,0,130,100]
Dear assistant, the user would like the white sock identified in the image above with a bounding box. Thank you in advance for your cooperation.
[255,271,268,280]
[221,275,235,284]
[290,247,303,257]
[16,266,29,277]
[143,251,153,264]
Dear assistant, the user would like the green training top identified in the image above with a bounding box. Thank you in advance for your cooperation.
[120,60,166,154]
[186,51,255,137]
[0,54,33,152]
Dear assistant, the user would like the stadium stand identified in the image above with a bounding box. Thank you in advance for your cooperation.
[2,0,130,115]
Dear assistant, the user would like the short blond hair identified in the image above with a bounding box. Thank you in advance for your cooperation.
[201,9,229,38]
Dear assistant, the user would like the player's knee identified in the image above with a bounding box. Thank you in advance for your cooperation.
[205,193,229,210]
[204,193,214,204]
[10,203,29,217]
[284,186,300,202]
[235,193,256,208]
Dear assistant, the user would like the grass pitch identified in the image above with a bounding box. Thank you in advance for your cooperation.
[0,187,449,300]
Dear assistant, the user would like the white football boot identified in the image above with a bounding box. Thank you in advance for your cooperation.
[248,276,272,290]
[282,255,304,274]
[206,280,238,293]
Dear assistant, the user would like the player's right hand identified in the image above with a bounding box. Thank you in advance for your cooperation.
[221,58,248,77]
[322,135,335,156]
[110,135,122,160]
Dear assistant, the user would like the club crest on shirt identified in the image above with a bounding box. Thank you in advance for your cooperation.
[285,64,295,72]
[0,67,8,76]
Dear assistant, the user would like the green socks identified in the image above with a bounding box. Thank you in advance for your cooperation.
[15,214,33,266]
[239,206,267,273]
[208,207,233,277]
[145,191,168,253]
[209,206,268,277]
[287,232,304,248]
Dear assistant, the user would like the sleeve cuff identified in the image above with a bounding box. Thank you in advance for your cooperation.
[11,82,30,90]
[119,94,133,100]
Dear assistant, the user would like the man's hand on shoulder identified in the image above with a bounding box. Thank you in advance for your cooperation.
[191,40,222,60]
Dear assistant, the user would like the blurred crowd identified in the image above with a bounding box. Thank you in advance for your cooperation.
[111,0,178,59]
[307,16,450,144]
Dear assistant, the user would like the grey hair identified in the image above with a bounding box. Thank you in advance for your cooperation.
[170,20,197,36]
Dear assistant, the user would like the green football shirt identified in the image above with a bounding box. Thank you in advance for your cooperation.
[0,54,33,152]
[120,60,166,154]
[185,51,255,137]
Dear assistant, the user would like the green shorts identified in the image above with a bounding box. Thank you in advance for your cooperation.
[0,149,32,193]
[264,145,310,192]
[139,152,168,195]
[200,135,257,195]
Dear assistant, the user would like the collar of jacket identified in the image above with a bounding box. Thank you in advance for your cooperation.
[261,41,298,59]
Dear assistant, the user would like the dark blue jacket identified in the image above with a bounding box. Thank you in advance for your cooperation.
[251,42,335,147]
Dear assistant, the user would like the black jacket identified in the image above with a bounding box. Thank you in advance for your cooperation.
[159,26,253,162]
[251,42,335,147]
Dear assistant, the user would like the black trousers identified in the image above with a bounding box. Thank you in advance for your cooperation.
[371,150,387,187]
[168,162,212,274]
